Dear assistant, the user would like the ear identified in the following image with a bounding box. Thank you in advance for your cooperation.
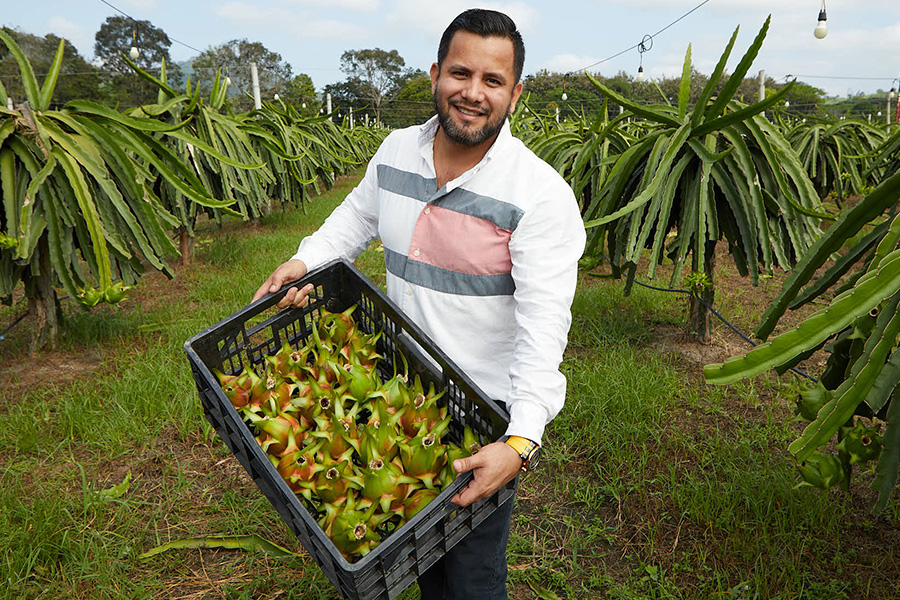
[430,62,440,93]
[509,80,524,113]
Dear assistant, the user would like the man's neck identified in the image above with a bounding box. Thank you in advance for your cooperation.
[433,127,498,190]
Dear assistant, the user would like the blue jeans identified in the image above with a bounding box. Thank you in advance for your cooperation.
[417,482,517,600]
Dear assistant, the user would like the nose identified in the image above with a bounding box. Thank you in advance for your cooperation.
[460,78,485,104]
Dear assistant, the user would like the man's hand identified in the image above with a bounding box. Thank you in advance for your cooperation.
[252,259,312,309]
[450,441,522,507]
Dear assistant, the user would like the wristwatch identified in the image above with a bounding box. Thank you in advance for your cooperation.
[503,436,541,472]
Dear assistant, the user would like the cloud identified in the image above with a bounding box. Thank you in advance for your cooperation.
[122,0,160,9]
[215,2,368,41]
[280,0,379,11]
[47,15,93,56]
[385,1,540,39]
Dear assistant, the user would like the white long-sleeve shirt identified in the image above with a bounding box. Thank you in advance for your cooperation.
[292,116,585,444]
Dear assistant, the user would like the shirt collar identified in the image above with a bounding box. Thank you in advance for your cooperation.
[417,115,513,168]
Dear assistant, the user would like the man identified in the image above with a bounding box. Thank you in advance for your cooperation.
[253,9,585,599]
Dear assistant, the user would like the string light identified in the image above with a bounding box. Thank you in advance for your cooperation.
[814,1,828,39]
[129,26,139,60]
[637,35,652,82]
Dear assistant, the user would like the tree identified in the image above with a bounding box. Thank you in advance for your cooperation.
[383,72,433,128]
[1,28,105,106]
[281,73,318,112]
[191,39,292,112]
[338,48,407,122]
[94,16,181,107]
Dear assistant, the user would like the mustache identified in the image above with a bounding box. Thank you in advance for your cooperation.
[448,99,489,115]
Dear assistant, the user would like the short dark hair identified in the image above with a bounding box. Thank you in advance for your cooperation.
[437,9,525,83]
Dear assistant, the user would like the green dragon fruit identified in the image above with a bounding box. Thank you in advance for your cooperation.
[398,418,450,490]
[214,368,255,410]
[796,452,846,490]
[312,455,361,506]
[277,440,326,498]
[398,375,447,437]
[402,487,440,521]
[267,340,313,383]
[339,330,382,370]
[312,412,361,461]
[359,457,420,513]
[320,490,395,559]
[248,411,308,458]
[318,306,358,349]
[357,399,406,464]
[836,421,882,465]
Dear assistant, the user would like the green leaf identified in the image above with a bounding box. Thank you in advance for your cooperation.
[705,15,771,121]
[52,148,113,289]
[755,166,900,340]
[872,394,900,513]
[65,100,192,133]
[691,26,740,128]
[38,38,66,111]
[694,82,794,138]
[0,29,40,108]
[677,44,692,121]
[98,471,131,499]
[789,291,900,461]
[705,251,900,385]
[138,535,298,560]
[585,73,681,128]
[585,123,690,227]
[120,52,178,99]
[527,580,563,600]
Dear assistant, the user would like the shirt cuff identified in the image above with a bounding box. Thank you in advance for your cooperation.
[504,400,548,446]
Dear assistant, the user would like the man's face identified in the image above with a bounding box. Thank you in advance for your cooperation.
[430,30,523,148]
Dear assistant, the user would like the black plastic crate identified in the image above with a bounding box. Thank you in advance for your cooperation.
[185,259,514,600]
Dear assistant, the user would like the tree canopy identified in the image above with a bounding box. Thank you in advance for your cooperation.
[337,48,409,122]
[191,39,292,112]
[94,16,180,107]
[1,27,104,106]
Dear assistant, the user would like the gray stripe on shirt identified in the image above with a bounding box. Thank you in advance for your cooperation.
[377,164,525,231]
[385,248,515,297]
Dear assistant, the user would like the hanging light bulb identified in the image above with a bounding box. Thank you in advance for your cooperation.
[814,2,828,39]
[225,75,232,86]
[561,74,568,101]
[129,26,139,59]
[637,65,645,83]
[273,93,280,101]
[561,91,568,101]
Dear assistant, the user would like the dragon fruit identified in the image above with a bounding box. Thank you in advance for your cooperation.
[215,304,481,562]
[359,457,420,513]
[398,418,451,490]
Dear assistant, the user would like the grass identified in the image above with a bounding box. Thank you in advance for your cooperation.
[1,169,899,599]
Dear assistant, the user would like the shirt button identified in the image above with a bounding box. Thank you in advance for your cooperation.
[406,288,413,296]
[413,249,420,257]
[424,207,431,215]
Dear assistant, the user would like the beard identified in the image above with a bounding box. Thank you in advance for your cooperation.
[433,86,511,147]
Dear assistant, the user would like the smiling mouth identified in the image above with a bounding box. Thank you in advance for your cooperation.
[451,101,487,118]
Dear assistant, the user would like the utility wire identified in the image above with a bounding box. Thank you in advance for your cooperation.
[568,0,714,75]
[97,0,204,55]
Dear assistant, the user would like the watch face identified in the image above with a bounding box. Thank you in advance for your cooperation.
[527,446,541,470]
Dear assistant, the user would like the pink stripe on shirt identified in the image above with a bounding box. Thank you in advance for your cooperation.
[409,204,513,276]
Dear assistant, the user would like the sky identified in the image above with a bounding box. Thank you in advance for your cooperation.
[5,0,900,99]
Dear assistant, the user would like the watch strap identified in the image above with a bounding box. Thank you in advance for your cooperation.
[504,435,539,471]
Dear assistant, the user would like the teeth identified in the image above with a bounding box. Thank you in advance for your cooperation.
[456,106,482,116]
